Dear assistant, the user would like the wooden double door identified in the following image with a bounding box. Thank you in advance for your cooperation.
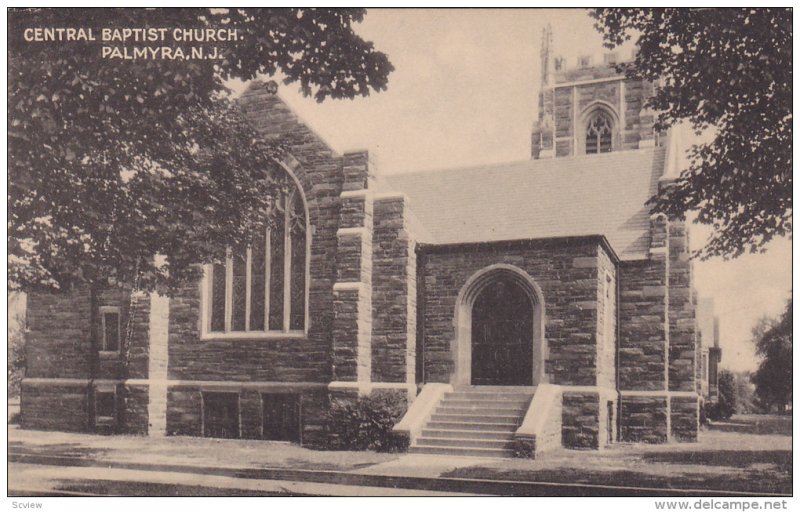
[471,277,534,386]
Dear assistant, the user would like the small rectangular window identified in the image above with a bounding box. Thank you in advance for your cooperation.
[203,392,240,439]
[100,307,120,352]
[95,390,116,426]
[262,394,300,442]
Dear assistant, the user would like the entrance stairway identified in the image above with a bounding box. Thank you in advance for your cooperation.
[408,387,534,458]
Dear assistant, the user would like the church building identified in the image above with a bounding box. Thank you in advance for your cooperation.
[20,32,715,458]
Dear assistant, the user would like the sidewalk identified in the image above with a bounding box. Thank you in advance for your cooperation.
[10,462,475,496]
[8,418,791,496]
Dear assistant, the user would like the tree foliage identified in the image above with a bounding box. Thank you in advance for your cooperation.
[8,302,26,399]
[592,8,791,259]
[707,369,737,421]
[9,8,392,293]
[751,300,792,412]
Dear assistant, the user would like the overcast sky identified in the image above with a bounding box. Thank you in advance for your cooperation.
[264,8,791,373]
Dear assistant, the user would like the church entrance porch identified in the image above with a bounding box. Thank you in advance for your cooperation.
[452,264,545,388]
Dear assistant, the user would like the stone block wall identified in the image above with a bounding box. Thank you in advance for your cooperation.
[166,388,203,437]
[22,287,151,433]
[332,152,373,387]
[619,395,669,443]
[20,381,89,432]
[670,395,699,441]
[668,220,698,394]
[562,392,600,449]
[25,289,92,379]
[120,384,149,435]
[618,214,670,442]
[371,195,417,385]
[666,219,699,441]
[617,210,700,443]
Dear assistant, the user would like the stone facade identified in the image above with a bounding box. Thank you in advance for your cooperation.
[21,42,706,452]
[532,53,657,159]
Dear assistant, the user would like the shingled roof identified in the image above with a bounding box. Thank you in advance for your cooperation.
[383,146,666,261]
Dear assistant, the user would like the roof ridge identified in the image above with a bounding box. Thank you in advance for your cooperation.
[382,147,657,180]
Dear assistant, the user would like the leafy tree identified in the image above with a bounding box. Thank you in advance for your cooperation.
[8,309,26,400]
[9,8,392,294]
[592,8,791,259]
[732,371,758,414]
[708,369,737,420]
[751,300,792,412]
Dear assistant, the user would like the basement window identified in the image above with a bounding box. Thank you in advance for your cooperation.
[203,392,240,439]
[262,394,301,442]
[100,306,121,352]
[94,390,117,427]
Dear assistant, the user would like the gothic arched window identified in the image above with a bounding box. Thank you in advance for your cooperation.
[205,173,308,337]
[585,110,614,154]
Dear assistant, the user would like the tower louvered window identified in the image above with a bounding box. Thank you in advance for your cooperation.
[586,111,614,154]
[207,178,307,336]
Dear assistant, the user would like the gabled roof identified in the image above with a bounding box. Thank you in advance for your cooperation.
[383,146,666,261]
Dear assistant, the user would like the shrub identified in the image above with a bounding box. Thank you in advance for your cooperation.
[699,401,708,425]
[512,438,535,459]
[327,391,409,452]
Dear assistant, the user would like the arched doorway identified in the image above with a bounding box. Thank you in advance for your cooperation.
[452,264,545,387]
[471,277,533,385]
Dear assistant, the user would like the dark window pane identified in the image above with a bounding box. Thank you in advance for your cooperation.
[210,263,226,332]
[262,394,300,442]
[203,392,240,439]
[249,233,267,331]
[96,392,116,419]
[586,111,613,154]
[290,230,306,330]
[103,312,120,351]
[231,254,247,331]
[269,224,285,330]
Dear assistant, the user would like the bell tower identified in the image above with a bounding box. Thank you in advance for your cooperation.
[531,32,659,159]
[531,25,555,159]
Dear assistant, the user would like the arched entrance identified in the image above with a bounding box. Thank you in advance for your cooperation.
[471,277,533,385]
[452,264,545,387]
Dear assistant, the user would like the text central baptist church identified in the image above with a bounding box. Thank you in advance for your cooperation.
[21,33,721,458]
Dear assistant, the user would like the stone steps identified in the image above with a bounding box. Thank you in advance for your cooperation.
[425,420,518,431]
[408,445,514,458]
[410,387,533,458]
[416,436,512,449]
[421,429,514,440]
[441,398,531,406]
[429,413,521,424]
[436,405,528,415]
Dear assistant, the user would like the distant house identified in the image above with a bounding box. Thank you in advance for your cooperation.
[21,31,712,457]
[696,298,722,401]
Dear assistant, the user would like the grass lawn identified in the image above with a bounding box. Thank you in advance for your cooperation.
[9,426,397,472]
[443,414,792,495]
